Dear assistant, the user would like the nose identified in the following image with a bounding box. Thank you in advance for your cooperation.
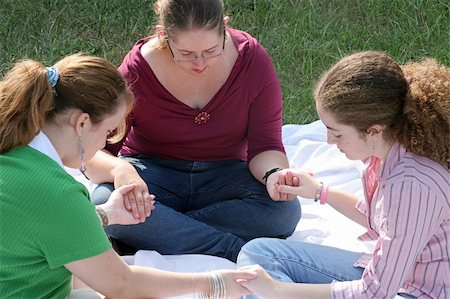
[192,58,206,68]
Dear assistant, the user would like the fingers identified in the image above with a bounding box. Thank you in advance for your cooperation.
[115,184,135,195]
[143,194,156,218]
[277,172,288,201]
[127,192,156,222]
[117,183,155,222]
[277,184,299,193]
[237,264,263,272]
[233,270,258,280]
[124,193,139,218]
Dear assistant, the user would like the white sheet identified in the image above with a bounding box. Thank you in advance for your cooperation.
[71,120,374,299]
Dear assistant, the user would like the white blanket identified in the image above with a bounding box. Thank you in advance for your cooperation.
[72,120,374,299]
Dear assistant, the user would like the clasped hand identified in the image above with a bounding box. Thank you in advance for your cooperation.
[267,169,321,201]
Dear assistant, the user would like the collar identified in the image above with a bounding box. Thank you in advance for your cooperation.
[377,142,404,181]
[28,131,64,168]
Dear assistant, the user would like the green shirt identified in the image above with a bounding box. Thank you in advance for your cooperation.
[0,146,111,298]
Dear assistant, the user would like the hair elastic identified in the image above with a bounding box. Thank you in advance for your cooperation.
[46,66,59,87]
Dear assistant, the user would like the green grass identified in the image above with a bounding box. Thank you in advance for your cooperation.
[1,0,449,124]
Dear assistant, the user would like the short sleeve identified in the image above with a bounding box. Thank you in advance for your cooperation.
[37,182,111,268]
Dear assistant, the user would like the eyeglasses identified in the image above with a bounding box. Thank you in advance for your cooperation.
[167,29,226,63]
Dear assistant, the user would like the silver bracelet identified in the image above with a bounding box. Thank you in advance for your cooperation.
[314,181,324,202]
[197,271,226,299]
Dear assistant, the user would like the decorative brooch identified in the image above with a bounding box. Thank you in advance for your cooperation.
[194,111,211,125]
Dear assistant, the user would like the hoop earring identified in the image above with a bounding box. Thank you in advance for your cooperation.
[78,136,86,176]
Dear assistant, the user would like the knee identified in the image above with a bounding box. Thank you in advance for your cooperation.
[237,238,274,267]
[90,183,114,205]
[281,199,302,225]
[266,199,302,237]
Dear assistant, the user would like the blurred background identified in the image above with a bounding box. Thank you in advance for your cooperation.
[1,0,449,123]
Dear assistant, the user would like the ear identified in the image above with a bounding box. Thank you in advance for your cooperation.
[155,25,167,39]
[70,111,91,137]
[223,16,230,26]
[367,124,385,138]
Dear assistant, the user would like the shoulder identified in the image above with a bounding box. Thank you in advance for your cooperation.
[1,146,88,199]
[118,37,153,79]
[387,150,450,206]
[228,27,272,64]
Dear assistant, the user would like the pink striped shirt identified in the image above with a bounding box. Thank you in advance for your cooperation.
[332,142,450,298]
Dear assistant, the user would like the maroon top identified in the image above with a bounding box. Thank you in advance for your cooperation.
[107,27,285,162]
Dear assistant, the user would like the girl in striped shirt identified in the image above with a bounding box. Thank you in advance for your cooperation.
[237,51,449,299]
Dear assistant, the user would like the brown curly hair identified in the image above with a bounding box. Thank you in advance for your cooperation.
[314,51,450,169]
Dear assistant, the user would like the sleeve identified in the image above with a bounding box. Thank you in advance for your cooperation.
[37,182,111,268]
[331,180,443,298]
[246,42,285,162]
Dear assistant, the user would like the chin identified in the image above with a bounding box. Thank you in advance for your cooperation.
[61,159,79,170]
[344,152,360,161]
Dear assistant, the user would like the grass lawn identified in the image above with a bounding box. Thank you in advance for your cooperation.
[1,0,448,124]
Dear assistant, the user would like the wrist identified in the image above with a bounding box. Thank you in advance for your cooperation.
[111,159,135,178]
[192,273,211,294]
[313,182,328,205]
[320,184,329,205]
[262,167,283,184]
[96,206,109,227]
[193,272,227,298]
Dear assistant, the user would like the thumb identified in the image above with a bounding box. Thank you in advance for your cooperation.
[115,184,135,195]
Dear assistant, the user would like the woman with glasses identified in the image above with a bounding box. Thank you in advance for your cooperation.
[85,0,301,262]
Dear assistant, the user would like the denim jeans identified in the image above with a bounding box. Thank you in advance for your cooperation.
[237,238,416,298]
[91,157,301,262]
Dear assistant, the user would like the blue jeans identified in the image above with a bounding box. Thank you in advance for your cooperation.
[91,157,301,262]
[237,238,416,298]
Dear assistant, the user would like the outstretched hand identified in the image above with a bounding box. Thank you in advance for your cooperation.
[213,268,258,299]
[275,169,320,199]
[238,265,280,299]
[100,184,155,226]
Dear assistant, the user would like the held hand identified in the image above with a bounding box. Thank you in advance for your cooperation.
[216,269,258,299]
[101,184,155,225]
[113,164,155,223]
[266,170,299,201]
[276,169,320,199]
[238,265,280,299]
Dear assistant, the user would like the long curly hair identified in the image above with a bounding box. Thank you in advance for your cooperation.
[314,51,449,169]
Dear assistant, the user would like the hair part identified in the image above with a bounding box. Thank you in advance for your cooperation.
[154,0,224,41]
[0,53,133,153]
[314,51,450,169]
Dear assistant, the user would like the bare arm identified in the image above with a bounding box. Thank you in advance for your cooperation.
[324,188,367,228]
[277,169,367,227]
[248,150,290,184]
[249,150,300,201]
[66,249,200,299]
[84,149,134,185]
[66,249,257,299]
